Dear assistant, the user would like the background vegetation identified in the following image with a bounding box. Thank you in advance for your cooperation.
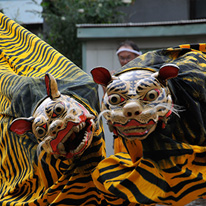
[41,0,130,67]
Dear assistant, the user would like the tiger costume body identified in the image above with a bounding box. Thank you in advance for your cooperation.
[91,44,206,205]
[0,13,135,205]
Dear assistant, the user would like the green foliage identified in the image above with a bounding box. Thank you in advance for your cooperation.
[41,0,129,67]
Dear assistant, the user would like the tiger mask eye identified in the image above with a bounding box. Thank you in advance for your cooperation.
[108,94,125,105]
[143,89,160,101]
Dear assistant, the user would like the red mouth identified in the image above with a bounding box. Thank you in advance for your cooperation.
[114,119,155,127]
[120,129,149,137]
[50,113,93,158]
[113,119,156,138]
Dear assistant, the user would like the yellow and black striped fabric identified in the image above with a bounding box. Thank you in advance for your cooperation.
[0,12,110,205]
[92,43,206,205]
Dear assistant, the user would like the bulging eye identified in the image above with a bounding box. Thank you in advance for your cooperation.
[144,89,160,101]
[108,94,125,105]
[36,126,47,140]
[54,102,65,115]
[33,116,48,142]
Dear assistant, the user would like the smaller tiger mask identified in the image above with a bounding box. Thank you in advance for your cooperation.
[91,64,179,141]
[9,74,95,159]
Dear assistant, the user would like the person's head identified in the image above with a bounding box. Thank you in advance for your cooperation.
[116,40,142,66]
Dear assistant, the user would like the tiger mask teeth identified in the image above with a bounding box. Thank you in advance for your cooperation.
[56,130,90,156]
[73,122,86,133]
[55,119,94,158]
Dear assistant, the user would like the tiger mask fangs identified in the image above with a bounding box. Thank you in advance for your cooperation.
[9,74,95,159]
[91,64,179,141]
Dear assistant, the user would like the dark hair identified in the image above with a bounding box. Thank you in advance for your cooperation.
[117,40,140,52]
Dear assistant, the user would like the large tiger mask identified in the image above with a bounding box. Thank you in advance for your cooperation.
[91,64,179,141]
[9,74,95,159]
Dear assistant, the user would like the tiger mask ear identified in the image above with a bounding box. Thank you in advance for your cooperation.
[152,64,179,85]
[9,117,34,135]
[91,67,118,93]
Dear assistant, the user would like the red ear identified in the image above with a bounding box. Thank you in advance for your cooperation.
[91,67,112,87]
[9,118,34,135]
[158,64,179,80]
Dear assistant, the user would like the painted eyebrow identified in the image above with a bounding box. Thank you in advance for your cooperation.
[137,78,159,90]
[107,80,127,94]
[135,79,160,98]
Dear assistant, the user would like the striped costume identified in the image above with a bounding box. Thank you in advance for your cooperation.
[0,13,112,205]
[92,43,206,205]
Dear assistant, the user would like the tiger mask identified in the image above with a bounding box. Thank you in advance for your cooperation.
[91,64,179,141]
[9,73,95,159]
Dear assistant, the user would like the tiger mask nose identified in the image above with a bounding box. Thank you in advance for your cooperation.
[49,119,63,136]
[123,101,142,117]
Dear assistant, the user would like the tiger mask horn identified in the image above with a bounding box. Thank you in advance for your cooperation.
[45,73,61,99]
